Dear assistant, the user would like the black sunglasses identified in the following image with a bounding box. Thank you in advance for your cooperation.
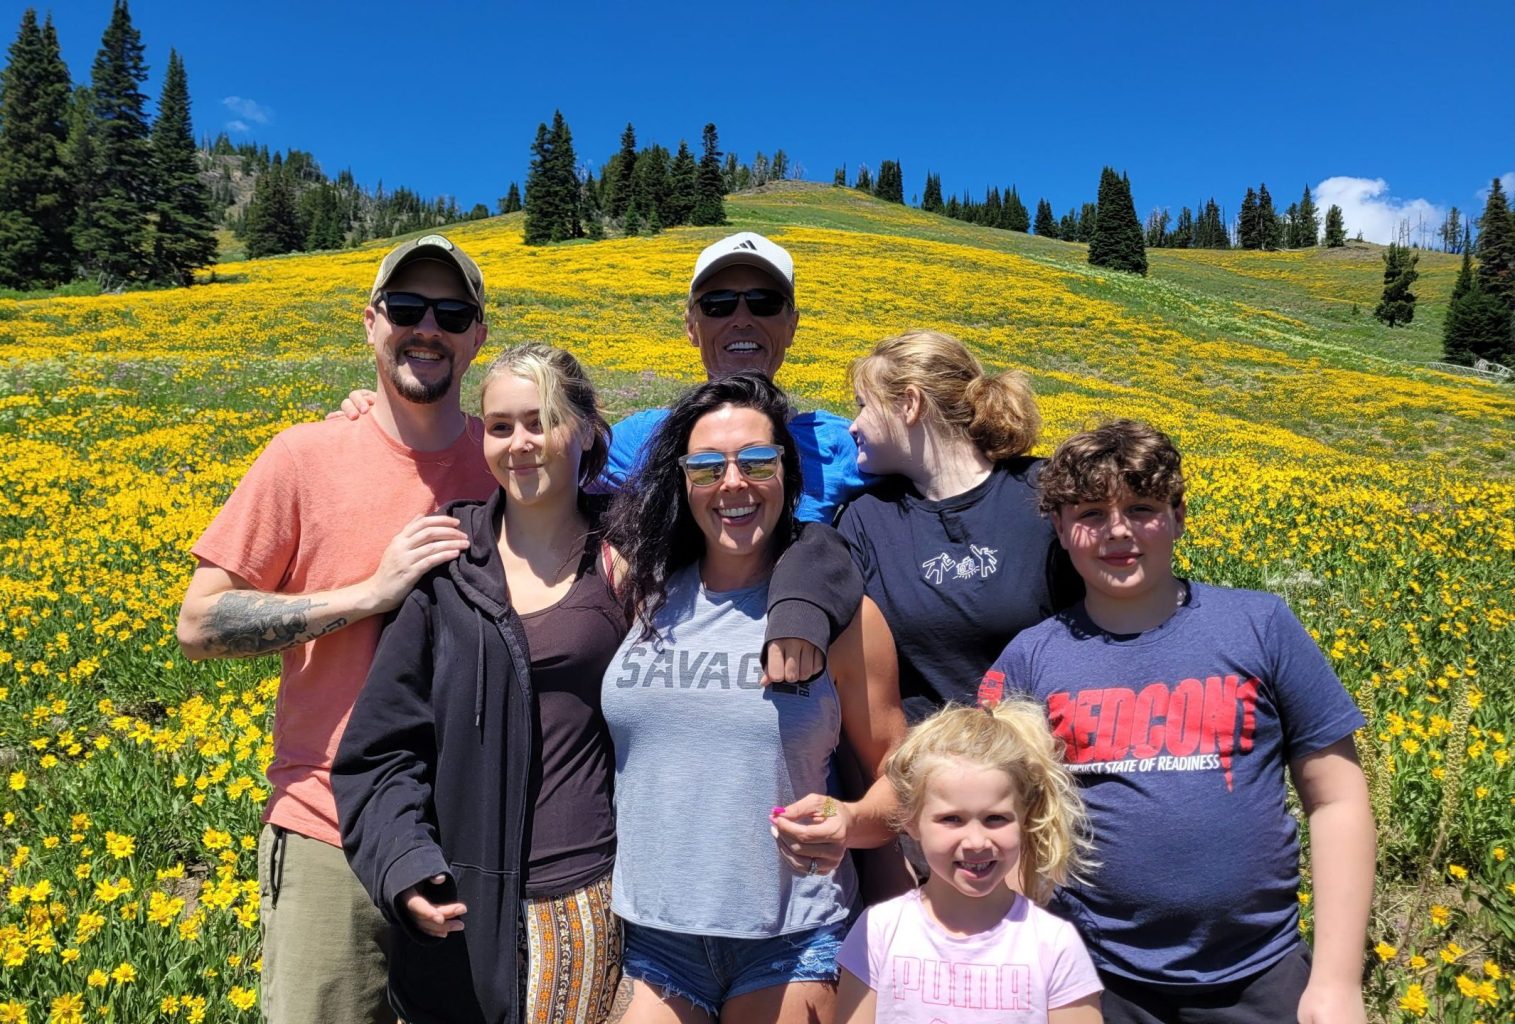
[695,288,789,318]
[378,291,481,333]
[677,445,785,487]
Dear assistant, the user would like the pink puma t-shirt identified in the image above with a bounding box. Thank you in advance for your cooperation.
[192,413,496,847]
[838,889,1101,1023]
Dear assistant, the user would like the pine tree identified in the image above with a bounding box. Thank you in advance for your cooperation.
[1296,184,1319,247]
[243,157,303,257]
[1323,204,1346,246]
[148,50,217,285]
[771,150,788,181]
[691,123,726,226]
[1257,183,1280,250]
[921,172,943,213]
[1440,208,1463,253]
[500,182,521,214]
[1059,208,1078,241]
[1145,208,1170,248]
[1194,198,1229,249]
[606,122,636,221]
[546,111,580,240]
[581,172,605,240]
[523,122,554,245]
[1004,186,1029,232]
[73,0,154,285]
[833,166,846,187]
[632,144,670,232]
[1088,166,1147,275]
[1076,202,1098,243]
[1170,207,1193,249]
[721,152,739,194]
[1034,198,1056,237]
[666,140,697,226]
[1444,226,1513,365]
[1475,178,1515,309]
[1239,187,1260,249]
[854,164,872,193]
[0,9,75,288]
[1374,242,1419,326]
[874,160,903,203]
[302,184,348,249]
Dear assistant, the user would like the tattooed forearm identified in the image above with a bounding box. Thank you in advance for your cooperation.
[200,591,349,657]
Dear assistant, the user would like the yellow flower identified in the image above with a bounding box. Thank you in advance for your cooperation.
[1441,941,1466,964]
[6,772,24,792]
[85,970,107,988]
[1484,960,1503,980]
[46,993,83,1024]
[109,961,136,984]
[1374,941,1397,961]
[59,947,78,963]
[201,828,232,851]
[1398,983,1429,1017]
[103,832,135,860]
[1457,974,1478,996]
[227,988,257,1012]
[0,1000,28,1023]
[1409,954,1428,969]
[1449,863,1469,880]
[1495,847,1507,862]
[1430,905,1450,926]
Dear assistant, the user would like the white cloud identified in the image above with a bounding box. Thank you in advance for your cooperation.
[1313,176,1444,245]
[224,119,249,133]
[221,96,272,125]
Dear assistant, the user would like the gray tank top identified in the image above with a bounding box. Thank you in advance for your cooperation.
[601,564,857,937]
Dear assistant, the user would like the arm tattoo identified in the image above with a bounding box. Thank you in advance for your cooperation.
[202,591,348,657]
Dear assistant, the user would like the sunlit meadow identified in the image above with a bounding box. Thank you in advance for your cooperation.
[2,184,1512,1022]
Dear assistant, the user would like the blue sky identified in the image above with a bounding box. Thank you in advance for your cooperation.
[12,0,1514,243]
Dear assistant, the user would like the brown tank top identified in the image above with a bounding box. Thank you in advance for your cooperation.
[517,537,626,897]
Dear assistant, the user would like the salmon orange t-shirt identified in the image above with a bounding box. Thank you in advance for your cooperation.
[192,413,497,847]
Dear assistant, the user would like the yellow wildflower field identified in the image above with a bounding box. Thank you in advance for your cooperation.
[1,185,1512,1021]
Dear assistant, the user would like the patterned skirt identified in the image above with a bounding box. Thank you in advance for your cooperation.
[520,872,623,1024]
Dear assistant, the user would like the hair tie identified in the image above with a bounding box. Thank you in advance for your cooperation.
[977,671,1005,709]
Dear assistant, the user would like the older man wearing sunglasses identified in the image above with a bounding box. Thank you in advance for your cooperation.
[602,231,871,524]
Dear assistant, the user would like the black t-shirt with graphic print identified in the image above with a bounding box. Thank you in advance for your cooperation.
[836,458,1081,721]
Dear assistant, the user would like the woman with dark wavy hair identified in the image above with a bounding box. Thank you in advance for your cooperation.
[603,371,907,1024]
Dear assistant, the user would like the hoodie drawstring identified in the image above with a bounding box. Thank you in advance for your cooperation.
[473,606,485,732]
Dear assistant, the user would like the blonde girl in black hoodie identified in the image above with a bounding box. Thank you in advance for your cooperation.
[335,345,861,1024]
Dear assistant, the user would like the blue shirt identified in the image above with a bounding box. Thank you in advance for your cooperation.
[836,459,1080,721]
[603,406,870,524]
[988,582,1364,987]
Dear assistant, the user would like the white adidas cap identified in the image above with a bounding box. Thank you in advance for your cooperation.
[689,231,795,301]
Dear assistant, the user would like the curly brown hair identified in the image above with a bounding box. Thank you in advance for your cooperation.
[1037,419,1185,517]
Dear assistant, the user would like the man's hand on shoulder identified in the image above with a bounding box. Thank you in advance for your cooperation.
[326,388,378,421]
[366,515,469,611]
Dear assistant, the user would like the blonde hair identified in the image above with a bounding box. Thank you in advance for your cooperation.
[884,700,1090,904]
[849,329,1040,462]
[480,343,610,486]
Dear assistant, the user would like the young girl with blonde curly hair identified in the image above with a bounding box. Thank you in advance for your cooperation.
[836,700,1103,1023]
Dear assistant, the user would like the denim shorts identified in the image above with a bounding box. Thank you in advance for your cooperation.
[621,919,845,1014]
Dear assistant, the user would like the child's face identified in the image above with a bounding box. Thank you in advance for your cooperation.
[906,760,1022,901]
[848,386,911,476]
[1053,487,1186,603]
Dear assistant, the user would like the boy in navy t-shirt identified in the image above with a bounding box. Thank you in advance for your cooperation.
[985,420,1374,1024]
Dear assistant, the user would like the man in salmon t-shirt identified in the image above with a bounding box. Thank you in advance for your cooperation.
[176,235,495,1023]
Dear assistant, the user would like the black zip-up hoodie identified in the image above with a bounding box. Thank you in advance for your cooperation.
[334,488,861,1024]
